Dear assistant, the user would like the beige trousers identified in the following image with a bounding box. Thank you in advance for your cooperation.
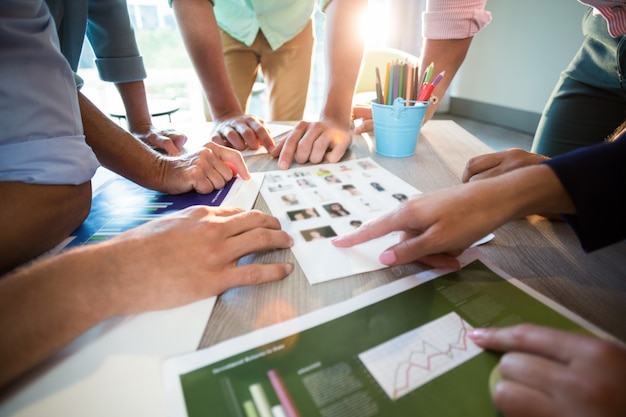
[219,20,314,121]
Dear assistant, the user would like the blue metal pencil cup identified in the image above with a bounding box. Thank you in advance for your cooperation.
[371,98,429,158]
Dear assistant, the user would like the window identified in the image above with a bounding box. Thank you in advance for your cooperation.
[77,0,423,124]
[78,0,201,123]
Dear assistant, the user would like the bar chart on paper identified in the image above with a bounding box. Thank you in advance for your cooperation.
[65,176,238,248]
[358,312,483,400]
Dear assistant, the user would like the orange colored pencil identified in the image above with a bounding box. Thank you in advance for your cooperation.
[383,61,391,105]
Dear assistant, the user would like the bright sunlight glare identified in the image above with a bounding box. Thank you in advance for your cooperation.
[359,2,392,47]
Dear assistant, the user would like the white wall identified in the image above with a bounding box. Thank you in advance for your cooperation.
[451,0,588,114]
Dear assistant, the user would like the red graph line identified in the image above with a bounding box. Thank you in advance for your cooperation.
[392,316,471,398]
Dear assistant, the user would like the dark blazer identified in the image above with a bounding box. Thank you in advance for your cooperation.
[544,129,626,252]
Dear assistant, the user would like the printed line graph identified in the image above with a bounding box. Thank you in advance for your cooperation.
[359,312,483,400]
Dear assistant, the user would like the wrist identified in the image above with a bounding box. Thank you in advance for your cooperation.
[204,89,242,121]
[320,109,352,130]
[68,239,146,319]
[490,164,574,219]
[67,246,122,321]
[129,122,154,136]
[20,246,120,324]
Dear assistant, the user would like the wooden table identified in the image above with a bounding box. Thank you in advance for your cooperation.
[3,120,623,417]
[198,120,626,348]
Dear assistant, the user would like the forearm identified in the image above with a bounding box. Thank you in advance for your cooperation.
[543,133,626,251]
[88,0,146,82]
[114,80,153,132]
[319,0,367,127]
[472,163,575,224]
[78,92,167,190]
[172,0,242,120]
[430,164,575,255]
[419,38,472,116]
[0,247,116,388]
[0,181,92,275]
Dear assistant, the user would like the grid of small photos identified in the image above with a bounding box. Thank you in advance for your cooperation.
[261,158,421,283]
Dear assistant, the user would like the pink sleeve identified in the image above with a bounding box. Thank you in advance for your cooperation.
[422,0,492,39]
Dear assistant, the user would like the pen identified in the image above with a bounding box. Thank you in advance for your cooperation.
[405,63,413,104]
[417,83,434,101]
[417,68,444,101]
[391,63,399,102]
[375,66,384,104]
[423,62,434,84]
[432,70,445,87]
[398,62,405,100]
[411,65,419,101]
[384,61,391,104]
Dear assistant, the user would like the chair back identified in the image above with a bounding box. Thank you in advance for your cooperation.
[356,47,419,94]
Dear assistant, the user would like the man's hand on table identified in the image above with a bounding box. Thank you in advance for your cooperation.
[463,149,549,183]
[159,142,250,194]
[270,119,352,169]
[469,324,626,417]
[211,113,276,152]
[352,105,374,135]
[105,206,295,316]
[132,124,188,156]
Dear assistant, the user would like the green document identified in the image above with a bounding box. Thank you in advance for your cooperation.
[167,257,595,417]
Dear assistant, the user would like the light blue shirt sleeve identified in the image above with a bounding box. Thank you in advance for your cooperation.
[45,0,146,83]
[213,0,317,50]
[0,0,99,185]
[86,0,147,82]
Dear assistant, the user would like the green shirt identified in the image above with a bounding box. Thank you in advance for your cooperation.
[213,0,330,50]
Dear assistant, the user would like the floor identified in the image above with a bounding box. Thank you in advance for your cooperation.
[433,114,534,152]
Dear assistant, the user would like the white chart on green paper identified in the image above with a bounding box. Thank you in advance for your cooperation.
[359,312,483,400]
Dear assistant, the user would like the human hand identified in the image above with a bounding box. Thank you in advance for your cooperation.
[211,113,275,152]
[132,124,187,156]
[331,184,507,269]
[468,324,626,417]
[463,149,549,183]
[270,120,352,170]
[352,106,373,134]
[160,142,250,194]
[100,206,294,316]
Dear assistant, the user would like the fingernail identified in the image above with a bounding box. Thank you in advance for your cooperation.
[467,328,486,340]
[380,250,396,265]
[278,161,288,170]
[330,237,344,247]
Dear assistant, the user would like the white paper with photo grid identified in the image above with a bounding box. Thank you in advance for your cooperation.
[260,158,421,284]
